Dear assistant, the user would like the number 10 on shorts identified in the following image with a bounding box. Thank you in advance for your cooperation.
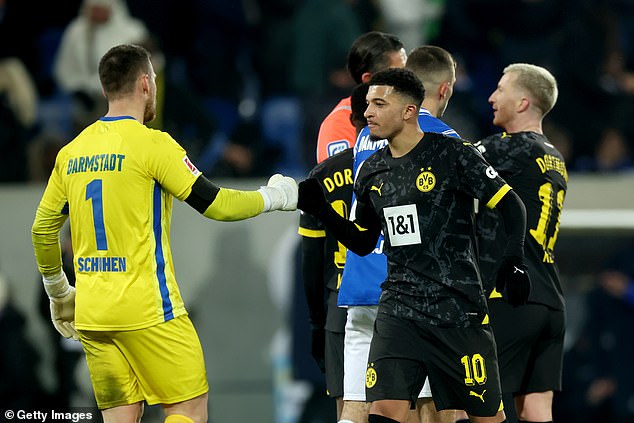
[461,354,487,386]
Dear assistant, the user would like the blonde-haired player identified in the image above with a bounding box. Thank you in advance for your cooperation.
[475,62,564,423]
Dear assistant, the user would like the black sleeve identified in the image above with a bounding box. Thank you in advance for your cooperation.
[184,176,221,213]
[298,177,380,255]
[315,200,381,256]
[496,189,527,258]
[301,236,326,328]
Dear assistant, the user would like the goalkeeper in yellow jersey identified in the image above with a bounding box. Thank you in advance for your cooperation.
[31,44,297,423]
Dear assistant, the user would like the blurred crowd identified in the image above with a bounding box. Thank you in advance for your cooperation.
[554,241,634,422]
[1,0,633,184]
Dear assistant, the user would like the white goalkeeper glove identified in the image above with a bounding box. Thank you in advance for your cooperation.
[43,271,79,341]
[258,174,298,212]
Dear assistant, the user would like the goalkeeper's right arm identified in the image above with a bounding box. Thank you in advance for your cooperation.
[32,207,78,340]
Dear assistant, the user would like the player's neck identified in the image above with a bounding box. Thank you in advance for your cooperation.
[505,116,542,134]
[388,127,425,158]
[105,98,145,123]
[421,99,439,118]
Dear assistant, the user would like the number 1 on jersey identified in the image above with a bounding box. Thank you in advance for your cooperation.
[86,179,108,250]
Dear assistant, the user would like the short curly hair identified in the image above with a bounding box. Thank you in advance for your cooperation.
[368,68,425,107]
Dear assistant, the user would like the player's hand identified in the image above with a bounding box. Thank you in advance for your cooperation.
[50,288,79,340]
[258,174,298,211]
[297,178,328,217]
[43,271,79,340]
[495,256,531,306]
[310,328,326,373]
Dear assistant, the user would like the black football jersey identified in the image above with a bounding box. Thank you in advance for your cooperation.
[475,132,567,311]
[299,148,353,330]
[354,132,511,327]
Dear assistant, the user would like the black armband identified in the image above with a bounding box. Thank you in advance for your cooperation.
[185,176,221,214]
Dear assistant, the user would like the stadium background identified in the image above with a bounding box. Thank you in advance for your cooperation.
[0,0,633,422]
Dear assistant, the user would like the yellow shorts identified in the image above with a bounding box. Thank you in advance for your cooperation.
[79,315,209,409]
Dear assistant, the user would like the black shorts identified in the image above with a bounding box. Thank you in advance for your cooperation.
[366,311,503,417]
[488,300,565,395]
[325,329,344,398]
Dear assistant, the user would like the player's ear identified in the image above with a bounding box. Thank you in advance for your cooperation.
[140,73,150,95]
[439,81,449,99]
[360,72,373,83]
[517,96,530,113]
[403,103,417,120]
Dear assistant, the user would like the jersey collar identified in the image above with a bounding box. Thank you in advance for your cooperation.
[99,116,136,122]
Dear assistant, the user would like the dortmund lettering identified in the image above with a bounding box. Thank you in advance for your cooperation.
[535,154,567,182]
[323,168,353,192]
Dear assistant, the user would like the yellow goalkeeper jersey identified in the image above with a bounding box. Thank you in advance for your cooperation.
[34,116,201,331]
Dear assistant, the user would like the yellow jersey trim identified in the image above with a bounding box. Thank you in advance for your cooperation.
[486,184,512,209]
[489,288,503,299]
[354,223,368,231]
[298,227,326,238]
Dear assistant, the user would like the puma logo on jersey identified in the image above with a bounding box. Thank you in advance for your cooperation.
[513,266,525,274]
[371,183,383,196]
[469,389,486,402]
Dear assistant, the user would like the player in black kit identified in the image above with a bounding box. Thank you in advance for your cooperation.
[298,147,353,418]
[298,83,369,420]
[475,63,565,423]
[298,68,531,423]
